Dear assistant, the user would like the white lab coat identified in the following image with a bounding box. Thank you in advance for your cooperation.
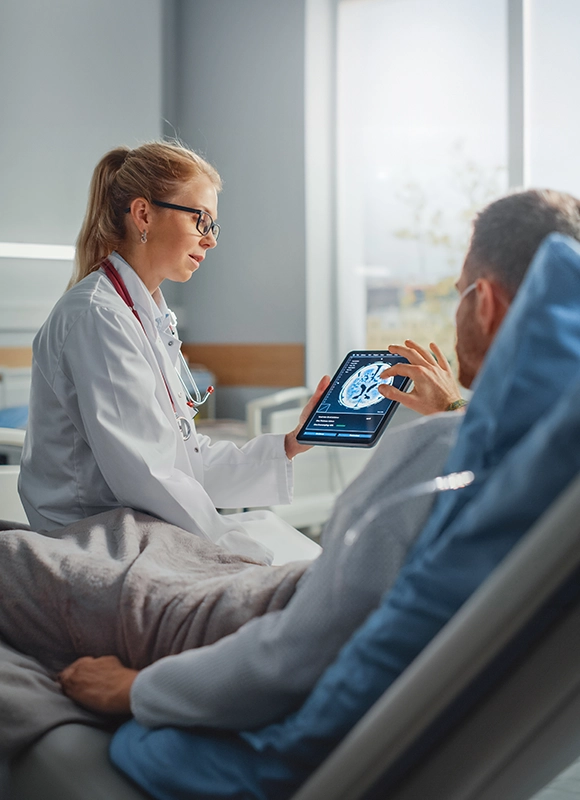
[19,253,318,564]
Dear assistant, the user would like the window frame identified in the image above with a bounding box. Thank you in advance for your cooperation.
[305,0,528,383]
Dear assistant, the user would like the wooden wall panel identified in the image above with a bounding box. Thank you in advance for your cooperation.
[0,343,306,387]
[182,343,305,387]
[0,348,32,367]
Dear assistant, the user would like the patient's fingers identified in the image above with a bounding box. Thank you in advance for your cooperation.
[388,340,437,367]
[378,380,424,413]
[58,655,136,715]
[380,363,418,381]
[379,341,463,415]
[378,383,411,403]
[429,341,453,374]
[58,656,95,684]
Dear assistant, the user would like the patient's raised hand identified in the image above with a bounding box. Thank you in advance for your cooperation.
[380,340,464,415]
[58,655,138,715]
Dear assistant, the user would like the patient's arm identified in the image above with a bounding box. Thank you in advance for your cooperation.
[128,415,461,731]
[58,656,138,715]
[379,340,464,415]
[59,417,461,728]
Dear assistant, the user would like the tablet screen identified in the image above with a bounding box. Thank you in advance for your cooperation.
[296,350,410,447]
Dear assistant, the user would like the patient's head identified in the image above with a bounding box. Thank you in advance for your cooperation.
[455,189,580,388]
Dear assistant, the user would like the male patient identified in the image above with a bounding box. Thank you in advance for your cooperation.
[55,188,580,727]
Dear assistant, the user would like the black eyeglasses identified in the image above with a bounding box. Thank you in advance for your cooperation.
[152,200,220,240]
[124,201,220,240]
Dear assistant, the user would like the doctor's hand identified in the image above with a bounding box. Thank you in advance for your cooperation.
[379,340,463,416]
[58,655,138,715]
[284,375,331,459]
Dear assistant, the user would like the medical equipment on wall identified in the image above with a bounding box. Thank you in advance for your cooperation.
[102,260,213,440]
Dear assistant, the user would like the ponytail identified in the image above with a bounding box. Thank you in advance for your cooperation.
[69,141,222,289]
[69,148,130,288]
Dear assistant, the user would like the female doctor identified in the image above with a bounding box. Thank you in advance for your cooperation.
[18,141,328,564]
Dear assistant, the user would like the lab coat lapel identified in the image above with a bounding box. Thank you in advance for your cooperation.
[107,254,194,423]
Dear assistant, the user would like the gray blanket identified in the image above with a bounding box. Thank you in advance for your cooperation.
[0,509,308,757]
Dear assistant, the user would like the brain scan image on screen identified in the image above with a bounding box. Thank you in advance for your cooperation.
[339,362,394,409]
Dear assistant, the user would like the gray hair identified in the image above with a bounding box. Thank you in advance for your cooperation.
[465,189,580,297]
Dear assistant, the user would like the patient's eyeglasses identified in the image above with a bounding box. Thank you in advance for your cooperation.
[124,201,220,241]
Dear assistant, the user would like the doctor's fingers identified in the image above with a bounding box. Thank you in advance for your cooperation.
[300,375,331,421]
[313,374,331,397]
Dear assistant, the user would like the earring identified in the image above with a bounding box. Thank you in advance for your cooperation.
[141,230,148,244]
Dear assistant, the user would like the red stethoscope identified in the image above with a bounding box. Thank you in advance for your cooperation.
[101,259,213,441]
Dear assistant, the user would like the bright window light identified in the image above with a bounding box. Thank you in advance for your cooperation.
[336,0,508,359]
[0,242,75,261]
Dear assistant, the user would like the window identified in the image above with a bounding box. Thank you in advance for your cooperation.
[336,0,509,367]
[306,0,579,383]
[526,0,580,195]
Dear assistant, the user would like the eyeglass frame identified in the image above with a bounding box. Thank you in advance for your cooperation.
[123,200,220,240]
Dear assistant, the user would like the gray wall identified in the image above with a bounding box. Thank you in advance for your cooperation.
[0,0,310,418]
[0,0,163,246]
[164,0,307,344]
[163,0,308,417]
[0,0,163,346]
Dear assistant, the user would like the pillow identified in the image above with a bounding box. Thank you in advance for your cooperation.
[111,376,580,799]
[416,232,580,549]
[110,233,580,800]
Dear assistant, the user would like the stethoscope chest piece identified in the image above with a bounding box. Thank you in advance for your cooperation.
[176,416,192,441]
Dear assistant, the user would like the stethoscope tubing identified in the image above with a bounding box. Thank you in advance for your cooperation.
[101,260,213,439]
[176,349,214,408]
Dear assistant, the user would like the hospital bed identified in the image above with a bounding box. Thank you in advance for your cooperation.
[0,427,26,526]
[4,464,580,800]
[186,386,382,531]
[293,467,580,800]
[0,380,381,536]
[245,387,376,531]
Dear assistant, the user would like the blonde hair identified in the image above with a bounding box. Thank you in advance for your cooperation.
[69,141,222,288]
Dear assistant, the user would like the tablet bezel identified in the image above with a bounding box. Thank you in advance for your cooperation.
[296,349,411,448]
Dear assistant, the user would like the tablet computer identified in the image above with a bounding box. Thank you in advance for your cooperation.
[296,350,411,448]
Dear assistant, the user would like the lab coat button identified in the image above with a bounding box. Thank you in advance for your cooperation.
[194,447,199,453]
[168,340,173,346]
